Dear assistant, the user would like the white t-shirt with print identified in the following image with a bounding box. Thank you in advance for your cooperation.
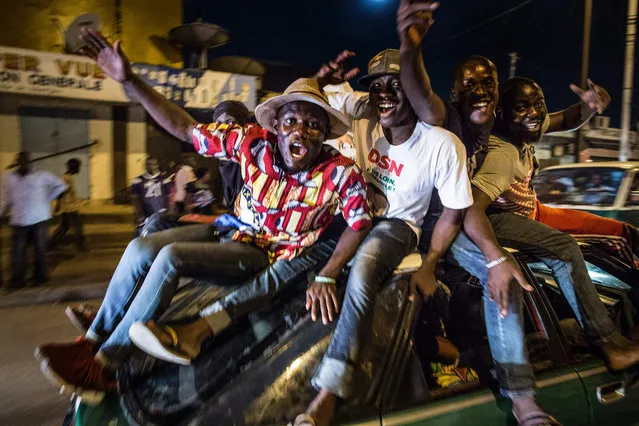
[326,83,473,237]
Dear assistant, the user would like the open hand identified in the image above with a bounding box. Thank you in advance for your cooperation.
[397,0,439,49]
[487,258,533,318]
[79,28,133,83]
[315,50,360,87]
[410,265,437,300]
[306,281,340,325]
[569,79,610,115]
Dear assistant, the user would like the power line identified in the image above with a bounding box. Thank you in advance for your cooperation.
[425,0,537,49]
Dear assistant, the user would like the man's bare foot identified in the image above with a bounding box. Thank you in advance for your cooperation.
[146,319,212,359]
[305,390,337,426]
[602,334,639,372]
[512,396,560,425]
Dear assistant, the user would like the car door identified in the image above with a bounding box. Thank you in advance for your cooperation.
[379,256,590,425]
[530,255,639,425]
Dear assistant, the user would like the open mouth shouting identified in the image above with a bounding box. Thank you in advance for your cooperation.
[377,100,398,118]
[289,140,308,160]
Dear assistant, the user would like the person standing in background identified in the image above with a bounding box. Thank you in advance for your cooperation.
[0,152,67,290]
[131,157,171,233]
[173,154,197,214]
[212,100,251,209]
[49,158,85,251]
[187,167,215,215]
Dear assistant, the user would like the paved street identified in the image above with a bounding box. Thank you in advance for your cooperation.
[0,301,99,426]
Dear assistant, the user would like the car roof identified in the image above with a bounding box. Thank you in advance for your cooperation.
[540,161,639,172]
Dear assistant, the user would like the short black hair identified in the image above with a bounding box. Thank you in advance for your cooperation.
[67,158,81,169]
[453,55,497,83]
[500,76,540,100]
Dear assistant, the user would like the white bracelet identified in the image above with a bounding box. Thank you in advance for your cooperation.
[314,275,337,285]
[486,256,509,269]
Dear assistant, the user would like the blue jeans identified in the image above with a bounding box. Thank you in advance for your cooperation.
[199,238,339,332]
[446,228,533,397]
[313,219,417,399]
[488,212,617,345]
[87,225,270,362]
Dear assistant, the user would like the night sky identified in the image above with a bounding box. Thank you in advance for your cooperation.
[185,0,638,129]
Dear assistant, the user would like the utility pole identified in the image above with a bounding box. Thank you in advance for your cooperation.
[620,0,638,162]
[575,0,593,163]
[508,52,519,78]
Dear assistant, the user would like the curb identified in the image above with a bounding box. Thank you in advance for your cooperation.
[0,282,108,308]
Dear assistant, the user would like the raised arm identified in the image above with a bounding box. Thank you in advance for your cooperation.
[80,29,195,142]
[547,79,610,133]
[397,0,446,126]
[315,51,371,121]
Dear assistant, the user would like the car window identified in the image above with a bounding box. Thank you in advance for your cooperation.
[407,266,556,403]
[626,172,639,207]
[534,167,625,206]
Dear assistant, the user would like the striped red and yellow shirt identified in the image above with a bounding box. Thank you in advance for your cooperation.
[192,123,371,262]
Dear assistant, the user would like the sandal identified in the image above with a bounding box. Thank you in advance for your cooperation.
[129,322,192,365]
[515,411,562,426]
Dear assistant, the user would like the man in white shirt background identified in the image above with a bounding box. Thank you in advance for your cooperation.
[0,152,67,290]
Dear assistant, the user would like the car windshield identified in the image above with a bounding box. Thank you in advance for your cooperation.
[534,167,625,206]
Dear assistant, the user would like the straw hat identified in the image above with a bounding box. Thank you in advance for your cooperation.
[255,78,350,140]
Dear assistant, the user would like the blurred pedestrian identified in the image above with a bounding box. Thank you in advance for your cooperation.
[173,154,196,214]
[188,167,215,215]
[131,157,171,234]
[0,152,67,289]
[49,158,85,251]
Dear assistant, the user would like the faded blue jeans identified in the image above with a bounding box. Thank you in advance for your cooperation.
[488,212,617,345]
[440,211,619,397]
[313,219,417,399]
[87,224,270,362]
[445,227,533,397]
[198,238,338,333]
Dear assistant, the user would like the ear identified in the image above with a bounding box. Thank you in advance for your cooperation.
[496,107,503,120]
[450,88,457,102]
[272,117,279,131]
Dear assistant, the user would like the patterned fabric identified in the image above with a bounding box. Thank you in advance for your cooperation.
[192,123,371,261]
[572,235,635,266]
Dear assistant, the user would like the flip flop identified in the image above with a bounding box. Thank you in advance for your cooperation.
[129,322,192,365]
[515,411,562,426]
[289,414,316,426]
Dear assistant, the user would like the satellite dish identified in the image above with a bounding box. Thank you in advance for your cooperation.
[208,56,265,76]
[148,35,183,64]
[64,13,101,53]
[169,22,229,69]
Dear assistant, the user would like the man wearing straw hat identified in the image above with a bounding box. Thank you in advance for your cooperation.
[35,29,372,401]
